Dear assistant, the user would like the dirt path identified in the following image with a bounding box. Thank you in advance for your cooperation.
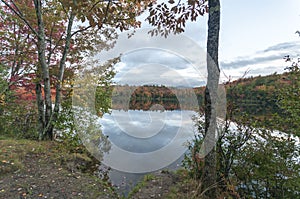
[0,139,118,199]
[0,139,195,199]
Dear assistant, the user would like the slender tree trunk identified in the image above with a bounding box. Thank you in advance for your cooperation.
[52,12,75,126]
[35,82,45,140]
[34,0,53,140]
[202,0,220,198]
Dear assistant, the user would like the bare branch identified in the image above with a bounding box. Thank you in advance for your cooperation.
[103,0,112,24]
[71,25,92,37]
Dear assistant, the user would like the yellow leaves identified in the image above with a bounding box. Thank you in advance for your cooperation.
[0,94,5,105]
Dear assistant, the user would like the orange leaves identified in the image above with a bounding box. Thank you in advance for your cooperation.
[62,0,155,32]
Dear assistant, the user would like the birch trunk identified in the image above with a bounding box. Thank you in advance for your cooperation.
[34,0,53,140]
[202,0,221,197]
[52,13,75,126]
[35,82,44,140]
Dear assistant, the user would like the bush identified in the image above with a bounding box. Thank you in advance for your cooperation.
[184,112,300,198]
[0,97,38,139]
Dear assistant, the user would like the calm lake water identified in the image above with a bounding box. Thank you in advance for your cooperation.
[98,109,197,194]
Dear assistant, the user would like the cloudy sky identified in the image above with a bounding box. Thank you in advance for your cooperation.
[97,0,300,87]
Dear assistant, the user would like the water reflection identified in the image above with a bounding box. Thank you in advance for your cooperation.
[100,110,194,153]
[99,108,197,195]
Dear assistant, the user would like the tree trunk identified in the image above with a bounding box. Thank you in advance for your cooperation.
[34,0,53,140]
[52,12,75,128]
[202,0,221,198]
[35,83,45,140]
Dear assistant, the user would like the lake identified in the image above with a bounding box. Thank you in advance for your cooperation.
[98,109,197,194]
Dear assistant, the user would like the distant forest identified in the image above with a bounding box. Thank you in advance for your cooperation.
[106,71,295,131]
[111,72,290,112]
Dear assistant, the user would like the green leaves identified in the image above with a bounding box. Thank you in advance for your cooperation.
[276,59,300,137]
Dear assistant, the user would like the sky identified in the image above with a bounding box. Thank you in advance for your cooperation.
[97,0,300,87]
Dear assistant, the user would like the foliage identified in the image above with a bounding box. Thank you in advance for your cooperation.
[95,58,117,116]
[0,0,156,140]
[233,129,300,198]
[276,57,300,136]
[184,81,300,198]
[3,100,38,139]
[0,63,38,139]
[146,0,208,37]
[53,59,116,149]
[53,94,79,148]
[182,114,205,180]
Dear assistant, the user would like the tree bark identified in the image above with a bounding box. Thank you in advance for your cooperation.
[202,0,221,198]
[52,12,75,130]
[35,82,45,140]
[34,0,53,140]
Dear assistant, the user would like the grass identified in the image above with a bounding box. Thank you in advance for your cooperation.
[0,136,120,198]
[125,174,156,198]
[0,136,98,176]
[0,138,45,175]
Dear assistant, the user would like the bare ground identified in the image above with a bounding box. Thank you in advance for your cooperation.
[0,139,201,199]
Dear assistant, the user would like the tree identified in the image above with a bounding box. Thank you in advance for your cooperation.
[277,56,300,137]
[1,0,155,140]
[147,0,221,197]
[201,1,220,197]
[184,80,300,198]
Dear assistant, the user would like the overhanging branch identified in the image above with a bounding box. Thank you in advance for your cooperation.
[1,0,38,36]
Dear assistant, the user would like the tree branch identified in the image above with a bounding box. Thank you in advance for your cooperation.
[87,0,103,13]
[71,25,92,37]
[103,0,112,24]
[1,0,38,36]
